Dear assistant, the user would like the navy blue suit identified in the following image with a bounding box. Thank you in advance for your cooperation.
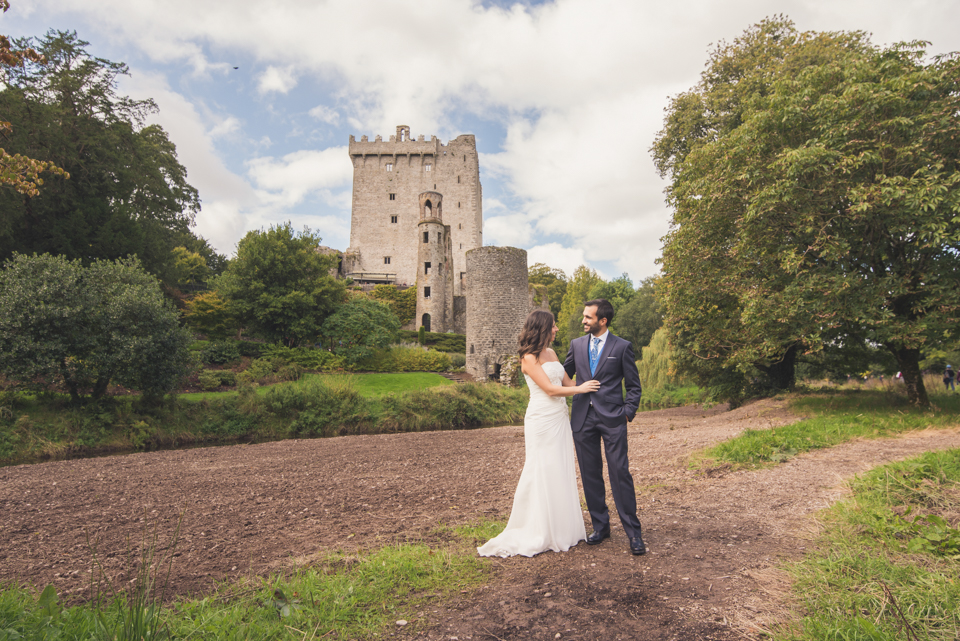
[563,332,643,538]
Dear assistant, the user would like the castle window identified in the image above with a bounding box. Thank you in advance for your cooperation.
[438,231,443,243]
[438,262,442,272]
[422,313,431,332]
[424,262,431,275]
[390,215,398,223]
[423,231,429,243]
[458,202,461,208]
[457,176,460,184]
[389,193,396,200]
[424,287,431,299]
[424,164,432,172]
[458,223,461,229]
[386,163,393,171]
[384,256,391,265]
[460,272,465,280]
[470,344,474,354]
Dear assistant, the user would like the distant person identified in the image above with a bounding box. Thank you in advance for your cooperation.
[563,299,646,556]
[945,365,956,392]
[477,310,599,558]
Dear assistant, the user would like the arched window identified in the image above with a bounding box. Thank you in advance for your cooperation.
[422,313,431,333]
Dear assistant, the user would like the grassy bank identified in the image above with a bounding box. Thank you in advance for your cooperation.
[702,390,960,468]
[0,377,527,466]
[0,518,506,640]
[179,371,454,401]
[777,448,960,640]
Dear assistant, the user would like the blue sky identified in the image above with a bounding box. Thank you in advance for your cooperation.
[3,0,959,282]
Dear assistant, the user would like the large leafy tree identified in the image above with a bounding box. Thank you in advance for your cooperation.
[0,30,200,280]
[216,223,346,347]
[654,19,960,406]
[0,253,193,403]
[0,2,68,196]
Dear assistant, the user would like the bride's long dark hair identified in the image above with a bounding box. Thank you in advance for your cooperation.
[518,310,555,359]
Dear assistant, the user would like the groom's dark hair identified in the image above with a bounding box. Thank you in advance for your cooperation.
[585,298,614,326]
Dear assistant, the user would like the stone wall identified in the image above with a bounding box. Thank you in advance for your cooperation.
[452,295,466,335]
[345,126,482,293]
[465,247,530,381]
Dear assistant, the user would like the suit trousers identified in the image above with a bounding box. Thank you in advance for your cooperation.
[573,406,642,538]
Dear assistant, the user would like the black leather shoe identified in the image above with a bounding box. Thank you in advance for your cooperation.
[629,536,647,556]
[586,530,610,545]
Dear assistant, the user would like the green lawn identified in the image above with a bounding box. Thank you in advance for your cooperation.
[178,371,454,401]
[702,390,960,467]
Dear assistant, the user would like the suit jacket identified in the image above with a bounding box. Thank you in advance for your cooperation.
[563,333,642,432]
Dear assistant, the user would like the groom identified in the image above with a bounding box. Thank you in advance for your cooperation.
[563,299,646,555]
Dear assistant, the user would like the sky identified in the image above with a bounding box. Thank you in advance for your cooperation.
[3,0,959,283]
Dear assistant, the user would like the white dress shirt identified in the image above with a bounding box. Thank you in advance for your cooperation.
[590,329,609,359]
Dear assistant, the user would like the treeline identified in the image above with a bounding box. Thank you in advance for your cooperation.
[528,263,661,359]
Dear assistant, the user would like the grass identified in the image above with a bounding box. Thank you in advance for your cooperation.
[177,372,454,401]
[776,448,960,640]
[0,378,526,466]
[0,520,498,641]
[701,389,960,468]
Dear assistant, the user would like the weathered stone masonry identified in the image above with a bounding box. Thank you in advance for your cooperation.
[345,126,482,294]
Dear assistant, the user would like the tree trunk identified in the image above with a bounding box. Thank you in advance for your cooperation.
[756,343,798,390]
[887,344,929,407]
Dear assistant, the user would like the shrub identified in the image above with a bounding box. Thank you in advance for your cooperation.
[320,299,401,366]
[198,370,223,391]
[261,344,344,371]
[357,346,451,372]
[0,254,193,403]
[237,357,303,385]
[199,341,241,365]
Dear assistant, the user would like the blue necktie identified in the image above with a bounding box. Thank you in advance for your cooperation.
[589,337,600,376]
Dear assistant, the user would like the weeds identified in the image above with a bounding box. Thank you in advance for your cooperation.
[778,449,960,640]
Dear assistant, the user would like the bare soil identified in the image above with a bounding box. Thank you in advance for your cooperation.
[2,398,959,640]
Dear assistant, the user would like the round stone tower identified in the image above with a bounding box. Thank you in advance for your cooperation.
[465,246,530,381]
[415,192,449,332]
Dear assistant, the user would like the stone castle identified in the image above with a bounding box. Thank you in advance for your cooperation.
[342,125,546,381]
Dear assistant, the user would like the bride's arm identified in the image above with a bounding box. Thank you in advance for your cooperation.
[521,354,600,397]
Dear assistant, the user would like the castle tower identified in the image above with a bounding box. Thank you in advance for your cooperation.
[415,192,454,332]
[344,126,482,293]
[465,247,530,380]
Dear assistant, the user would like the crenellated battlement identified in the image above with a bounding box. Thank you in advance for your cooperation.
[348,126,477,157]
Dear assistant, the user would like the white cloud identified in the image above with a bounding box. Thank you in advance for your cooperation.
[527,243,589,280]
[246,147,352,208]
[208,116,241,138]
[257,65,297,95]
[19,0,960,275]
[308,105,340,125]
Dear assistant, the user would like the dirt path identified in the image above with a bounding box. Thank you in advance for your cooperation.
[2,399,959,640]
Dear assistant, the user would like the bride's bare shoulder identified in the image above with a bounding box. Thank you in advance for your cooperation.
[540,348,560,363]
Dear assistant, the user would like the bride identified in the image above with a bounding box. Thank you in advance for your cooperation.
[478,310,600,557]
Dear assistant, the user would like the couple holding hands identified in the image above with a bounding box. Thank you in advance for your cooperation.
[478,299,646,558]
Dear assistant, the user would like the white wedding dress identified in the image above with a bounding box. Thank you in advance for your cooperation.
[478,361,586,557]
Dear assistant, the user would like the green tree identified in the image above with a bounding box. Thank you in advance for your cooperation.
[616,277,662,357]
[0,253,192,403]
[215,222,346,347]
[0,31,200,280]
[0,2,69,196]
[654,21,960,406]
[527,263,567,318]
[171,246,209,287]
[636,327,680,391]
[321,298,401,365]
[556,265,602,348]
[183,291,238,340]
[369,284,416,325]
